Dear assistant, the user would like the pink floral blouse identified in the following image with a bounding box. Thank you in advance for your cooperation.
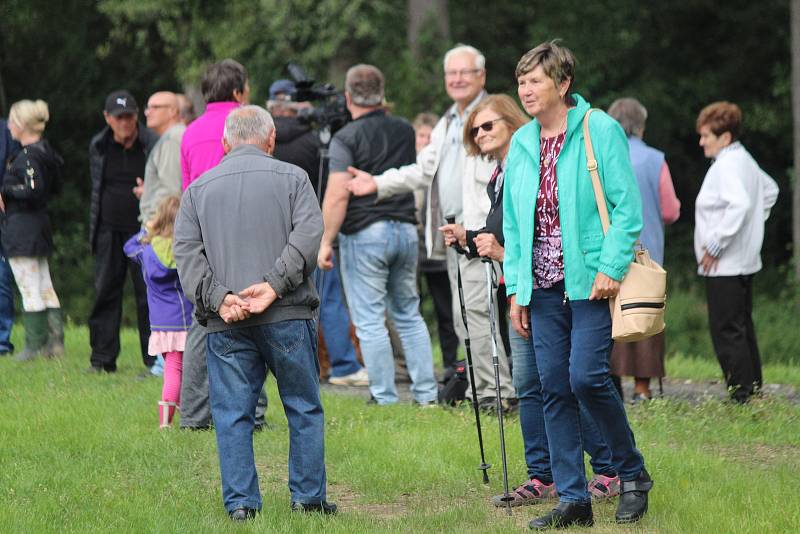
[533,133,566,289]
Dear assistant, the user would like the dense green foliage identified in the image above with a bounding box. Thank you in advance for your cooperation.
[665,281,800,366]
[0,1,794,327]
[1,326,799,532]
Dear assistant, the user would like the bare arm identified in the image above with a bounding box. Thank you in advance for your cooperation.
[317,171,351,270]
[658,162,681,224]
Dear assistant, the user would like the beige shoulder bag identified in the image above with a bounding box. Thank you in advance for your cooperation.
[582,109,667,342]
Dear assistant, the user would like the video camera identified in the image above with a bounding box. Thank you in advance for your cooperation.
[285,62,350,136]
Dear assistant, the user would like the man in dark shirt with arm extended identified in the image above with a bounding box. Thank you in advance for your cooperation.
[317,64,437,406]
[87,90,158,372]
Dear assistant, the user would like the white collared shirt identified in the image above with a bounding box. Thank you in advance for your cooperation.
[437,91,486,219]
[694,142,779,276]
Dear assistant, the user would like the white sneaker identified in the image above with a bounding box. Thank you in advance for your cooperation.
[328,368,370,387]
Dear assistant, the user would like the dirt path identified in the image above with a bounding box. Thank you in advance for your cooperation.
[321,377,799,405]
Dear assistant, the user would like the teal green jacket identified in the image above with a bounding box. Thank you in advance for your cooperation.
[502,94,642,306]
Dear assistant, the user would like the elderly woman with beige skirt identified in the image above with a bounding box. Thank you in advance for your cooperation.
[607,98,681,401]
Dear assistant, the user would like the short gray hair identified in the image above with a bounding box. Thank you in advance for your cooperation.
[345,64,384,107]
[607,97,648,138]
[443,44,486,71]
[223,105,274,146]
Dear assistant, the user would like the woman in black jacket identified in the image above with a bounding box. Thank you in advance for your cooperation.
[2,99,64,360]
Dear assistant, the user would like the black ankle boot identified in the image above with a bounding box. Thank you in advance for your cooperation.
[529,501,593,530]
[615,468,653,523]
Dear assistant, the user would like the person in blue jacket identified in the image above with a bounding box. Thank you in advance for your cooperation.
[125,196,193,427]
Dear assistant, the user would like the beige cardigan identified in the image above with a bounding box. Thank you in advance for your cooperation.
[374,111,495,258]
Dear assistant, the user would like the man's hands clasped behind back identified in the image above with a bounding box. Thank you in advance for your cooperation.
[218,282,279,324]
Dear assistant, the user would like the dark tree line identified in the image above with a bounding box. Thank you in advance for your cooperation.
[0,0,794,322]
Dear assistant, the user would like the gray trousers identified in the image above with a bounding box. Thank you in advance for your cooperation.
[180,318,268,428]
[447,248,515,401]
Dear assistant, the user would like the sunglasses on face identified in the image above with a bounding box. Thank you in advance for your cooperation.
[470,118,504,138]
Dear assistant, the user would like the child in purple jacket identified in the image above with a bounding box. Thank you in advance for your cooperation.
[125,196,192,428]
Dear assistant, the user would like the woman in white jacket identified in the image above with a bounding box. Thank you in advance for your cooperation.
[694,101,779,403]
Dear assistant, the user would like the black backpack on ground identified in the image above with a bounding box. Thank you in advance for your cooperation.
[438,360,468,406]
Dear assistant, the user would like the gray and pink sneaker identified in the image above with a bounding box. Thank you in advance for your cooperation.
[588,473,621,500]
[491,477,557,507]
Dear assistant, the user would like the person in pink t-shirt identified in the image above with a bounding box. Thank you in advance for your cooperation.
[180,59,250,190]
[179,58,268,431]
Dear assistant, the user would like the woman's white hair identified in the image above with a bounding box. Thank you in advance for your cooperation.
[607,97,648,138]
[443,44,486,71]
[223,105,275,146]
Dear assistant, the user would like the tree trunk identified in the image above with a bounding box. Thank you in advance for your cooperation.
[327,50,355,90]
[407,0,449,58]
[0,26,7,116]
[792,0,800,283]
[0,66,7,118]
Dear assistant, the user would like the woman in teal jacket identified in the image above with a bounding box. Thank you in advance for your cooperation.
[503,41,652,530]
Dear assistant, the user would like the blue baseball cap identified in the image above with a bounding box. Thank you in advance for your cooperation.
[269,79,296,100]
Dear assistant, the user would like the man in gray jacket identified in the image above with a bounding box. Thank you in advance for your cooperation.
[174,105,335,521]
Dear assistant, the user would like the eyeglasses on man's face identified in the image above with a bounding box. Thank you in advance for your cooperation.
[444,68,482,79]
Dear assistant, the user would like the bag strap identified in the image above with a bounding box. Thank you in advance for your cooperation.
[582,109,610,235]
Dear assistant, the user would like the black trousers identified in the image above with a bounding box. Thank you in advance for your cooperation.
[89,226,152,370]
[706,275,762,402]
[422,269,459,369]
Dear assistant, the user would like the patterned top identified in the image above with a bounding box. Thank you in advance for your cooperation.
[533,133,566,289]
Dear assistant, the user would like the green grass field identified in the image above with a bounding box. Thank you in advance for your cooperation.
[1,326,799,533]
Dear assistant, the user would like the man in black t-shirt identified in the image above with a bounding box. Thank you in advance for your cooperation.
[87,90,158,372]
[317,65,437,406]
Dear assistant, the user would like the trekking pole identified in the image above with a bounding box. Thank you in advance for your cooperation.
[483,258,512,515]
[446,216,491,484]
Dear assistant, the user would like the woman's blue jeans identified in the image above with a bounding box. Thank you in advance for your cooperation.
[530,282,645,503]
[509,326,616,483]
[206,320,326,513]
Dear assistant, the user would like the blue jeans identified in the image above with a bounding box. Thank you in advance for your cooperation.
[0,242,15,353]
[206,320,326,512]
[313,251,362,378]
[339,220,438,404]
[509,326,616,482]
[530,281,645,503]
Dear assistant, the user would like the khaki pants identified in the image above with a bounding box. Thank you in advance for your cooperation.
[447,248,514,401]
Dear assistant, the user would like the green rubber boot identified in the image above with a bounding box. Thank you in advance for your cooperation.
[45,308,65,358]
[16,310,49,361]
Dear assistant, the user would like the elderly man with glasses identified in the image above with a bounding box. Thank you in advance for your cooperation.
[134,91,186,224]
